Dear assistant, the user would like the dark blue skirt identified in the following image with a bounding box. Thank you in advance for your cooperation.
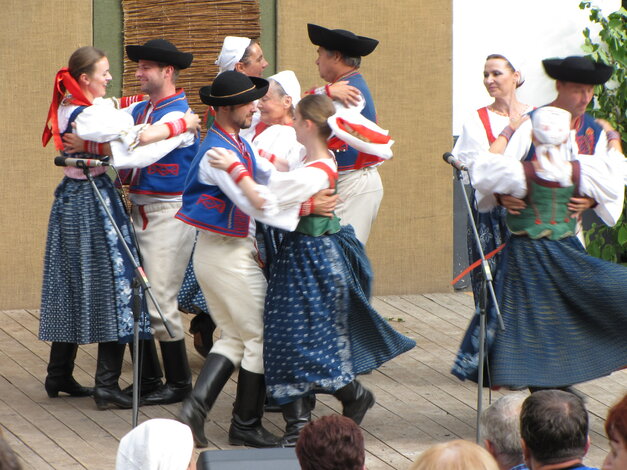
[489,235,627,387]
[264,225,415,404]
[39,175,151,344]
[451,203,509,382]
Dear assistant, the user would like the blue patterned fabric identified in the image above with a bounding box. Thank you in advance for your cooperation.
[451,200,509,382]
[264,225,415,404]
[177,243,208,314]
[490,235,627,388]
[39,174,151,344]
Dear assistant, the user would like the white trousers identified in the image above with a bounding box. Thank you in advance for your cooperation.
[193,230,266,374]
[131,202,196,341]
[336,166,384,245]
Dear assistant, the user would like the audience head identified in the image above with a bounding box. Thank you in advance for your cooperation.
[295,415,365,470]
[603,393,627,470]
[409,439,499,470]
[480,393,527,470]
[115,419,195,470]
[520,390,589,467]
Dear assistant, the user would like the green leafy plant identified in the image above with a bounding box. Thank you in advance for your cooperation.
[580,1,627,264]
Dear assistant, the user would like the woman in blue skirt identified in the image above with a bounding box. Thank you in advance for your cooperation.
[208,94,415,445]
[41,46,199,408]
[464,106,627,392]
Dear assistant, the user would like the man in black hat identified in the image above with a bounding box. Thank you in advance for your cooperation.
[176,70,295,448]
[306,23,384,245]
[119,38,200,407]
[495,55,623,224]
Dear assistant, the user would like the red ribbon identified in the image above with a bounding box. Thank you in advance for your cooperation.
[42,67,92,150]
[450,243,507,286]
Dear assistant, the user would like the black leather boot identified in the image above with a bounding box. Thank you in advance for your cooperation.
[123,339,164,397]
[279,397,313,447]
[228,368,281,448]
[189,313,216,358]
[45,342,93,398]
[142,339,192,405]
[179,353,235,448]
[333,380,375,425]
[93,342,132,410]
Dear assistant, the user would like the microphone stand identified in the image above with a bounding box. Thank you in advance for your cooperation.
[452,166,505,444]
[79,161,174,428]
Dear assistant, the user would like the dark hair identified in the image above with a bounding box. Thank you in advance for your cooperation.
[155,62,181,83]
[520,390,588,465]
[240,39,258,65]
[606,393,627,443]
[485,53,524,87]
[296,415,365,470]
[296,94,335,140]
[68,46,106,81]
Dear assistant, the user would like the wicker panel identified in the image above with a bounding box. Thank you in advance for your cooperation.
[122,0,261,113]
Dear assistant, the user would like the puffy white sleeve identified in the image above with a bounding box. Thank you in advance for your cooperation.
[197,148,307,231]
[502,119,533,161]
[577,151,626,226]
[453,117,487,166]
[73,98,136,142]
[468,151,527,212]
[252,125,305,170]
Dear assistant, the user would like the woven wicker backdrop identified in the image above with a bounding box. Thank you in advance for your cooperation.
[121,0,261,114]
[277,0,454,294]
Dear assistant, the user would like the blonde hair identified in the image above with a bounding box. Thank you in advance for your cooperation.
[409,440,500,470]
[296,94,335,140]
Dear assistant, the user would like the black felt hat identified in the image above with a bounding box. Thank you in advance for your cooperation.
[199,71,269,106]
[542,56,613,85]
[126,39,193,69]
[307,23,378,57]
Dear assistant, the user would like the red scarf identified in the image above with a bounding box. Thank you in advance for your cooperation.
[42,67,92,150]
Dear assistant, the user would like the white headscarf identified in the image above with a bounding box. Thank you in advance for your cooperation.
[215,36,251,74]
[532,106,573,186]
[268,70,301,107]
[115,419,194,470]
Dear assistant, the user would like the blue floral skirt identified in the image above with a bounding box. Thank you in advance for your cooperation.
[489,235,627,387]
[264,225,416,404]
[39,175,151,344]
[451,202,509,382]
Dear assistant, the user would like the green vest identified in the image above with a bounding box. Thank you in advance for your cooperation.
[295,214,342,236]
[506,161,581,241]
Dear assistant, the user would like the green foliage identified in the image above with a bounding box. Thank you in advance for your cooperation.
[579,1,627,264]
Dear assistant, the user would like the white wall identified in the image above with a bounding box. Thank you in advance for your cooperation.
[452,0,620,136]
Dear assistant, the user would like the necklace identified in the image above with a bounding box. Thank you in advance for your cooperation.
[487,105,509,117]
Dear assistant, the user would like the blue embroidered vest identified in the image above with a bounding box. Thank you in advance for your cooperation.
[129,90,199,196]
[524,110,602,161]
[176,124,258,237]
[330,71,383,171]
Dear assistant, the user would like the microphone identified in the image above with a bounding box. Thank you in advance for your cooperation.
[54,156,110,168]
[442,152,468,171]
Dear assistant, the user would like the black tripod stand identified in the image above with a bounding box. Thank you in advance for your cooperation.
[76,160,174,427]
[453,166,505,443]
